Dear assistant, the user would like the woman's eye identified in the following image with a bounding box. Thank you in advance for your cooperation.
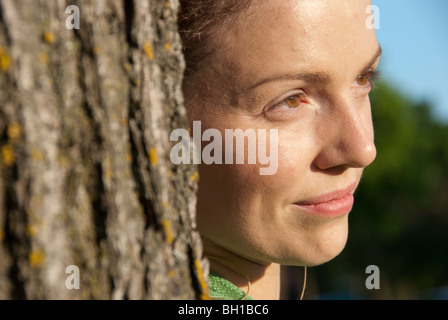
[356,70,380,87]
[270,93,306,111]
[262,92,308,120]
[285,95,302,108]
[357,74,371,86]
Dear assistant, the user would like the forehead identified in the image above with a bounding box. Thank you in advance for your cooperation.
[213,0,378,85]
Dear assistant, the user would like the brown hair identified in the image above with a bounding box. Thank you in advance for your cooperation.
[178,0,252,78]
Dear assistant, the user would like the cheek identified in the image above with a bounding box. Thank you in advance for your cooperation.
[272,129,320,195]
[196,119,320,211]
[279,132,315,170]
[225,128,317,196]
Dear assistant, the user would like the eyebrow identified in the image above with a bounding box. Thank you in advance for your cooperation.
[247,45,382,91]
[357,45,382,77]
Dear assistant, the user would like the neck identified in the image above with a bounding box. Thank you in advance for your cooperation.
[202,237,281,300]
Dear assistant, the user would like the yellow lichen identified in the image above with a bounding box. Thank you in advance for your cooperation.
[194,259,210,300]
[2,144,14,166]
[149,147,158,166]
[31,195,43,206]
[39,52,49,64]
[144,42,154,60]
[125,153,132,163]
[161,219,174,245]
[161,201,170,209]
[29,250,45,268]
[58,155,68,166]
[44,32,55,44]
[7,123,22,140]
[165,42,171,51]
[190,172,200,183]
[105,169,114,179]
[26,225,36,237]
[168,269,175,278]
[0,46,11,71]
[31,149,44,161]
[123,62,132,72]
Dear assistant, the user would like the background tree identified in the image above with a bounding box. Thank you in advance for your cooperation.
[0,0,208,299]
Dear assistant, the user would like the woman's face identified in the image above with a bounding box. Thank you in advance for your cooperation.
[191,0,380,266]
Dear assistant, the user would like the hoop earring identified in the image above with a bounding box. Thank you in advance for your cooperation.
[240,277,251,300]
[299,266,307,300]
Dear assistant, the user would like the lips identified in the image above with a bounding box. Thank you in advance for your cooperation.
[293,182,357,218]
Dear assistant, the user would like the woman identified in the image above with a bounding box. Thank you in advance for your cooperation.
[178,0,381,300]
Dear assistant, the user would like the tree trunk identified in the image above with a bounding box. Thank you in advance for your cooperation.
[0,0,208,300]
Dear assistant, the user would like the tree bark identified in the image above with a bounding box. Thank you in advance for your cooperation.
[0,0,208,299]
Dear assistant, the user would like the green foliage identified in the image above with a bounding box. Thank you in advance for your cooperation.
[312,81,448,299]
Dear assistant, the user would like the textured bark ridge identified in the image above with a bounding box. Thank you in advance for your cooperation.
[0,0,208,299]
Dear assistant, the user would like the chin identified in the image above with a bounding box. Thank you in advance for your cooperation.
[278,220,349,267]
[306,242,347,267]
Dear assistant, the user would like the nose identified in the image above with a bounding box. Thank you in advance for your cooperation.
[313,96,377,171]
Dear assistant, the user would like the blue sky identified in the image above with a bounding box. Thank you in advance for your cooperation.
[371,0,448,122]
